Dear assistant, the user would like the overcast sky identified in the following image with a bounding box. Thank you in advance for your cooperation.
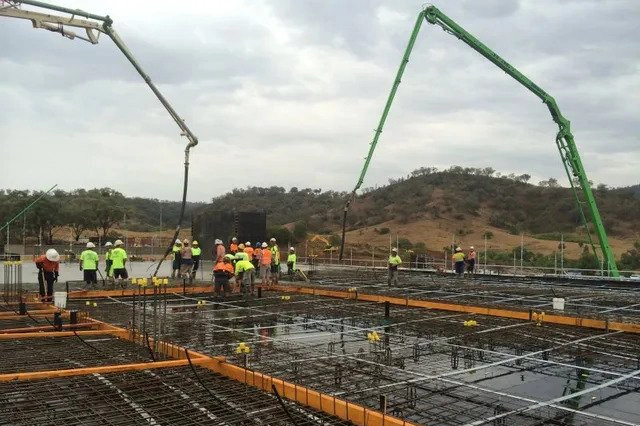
[1,0,638,202]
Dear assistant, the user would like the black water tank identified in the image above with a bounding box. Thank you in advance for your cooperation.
[192,210,266,260]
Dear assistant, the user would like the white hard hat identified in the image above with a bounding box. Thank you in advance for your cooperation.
[455,247,462,252]
[470,246,475,250]
[391,248,398,252]
[289,247,295,251]
[246,241,251,246]
[232,237,238,242]
[214,239,222,245]
[114,239,124,246]
[104,242,113,247]
[86,242,96,248]
[175,239,181,245]
[269,238,276,242]
[261,242,268,248]
[183,239,189,244]
[45,249,60,262]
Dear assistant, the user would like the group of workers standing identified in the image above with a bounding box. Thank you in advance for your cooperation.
[35,239,129,301]
[211,237,297,299]
[452,246,476,278]
[387,245,477,286]
[170,239,201,279]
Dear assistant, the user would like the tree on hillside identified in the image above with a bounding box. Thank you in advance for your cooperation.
[620,241,640,271]
[87,188,128,239]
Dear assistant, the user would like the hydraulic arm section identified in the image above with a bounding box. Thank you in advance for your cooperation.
[339,5,619,277]
[1,0,199,275]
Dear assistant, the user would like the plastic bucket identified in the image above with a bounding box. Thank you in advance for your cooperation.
[552,297,565,311]
[54,291,68,309]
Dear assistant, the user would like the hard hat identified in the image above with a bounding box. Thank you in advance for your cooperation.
[224,254,235,261]
[391,248,398,252]
[455,247,462,252]
[192,240,199,245]
[104,242,113,247]
[238,243,245,250]
[470,246,475,250]
[183,239,190,244]
[245,241,251,246]
[214,239,222,245]
[232,237,238,242]
[114,239,124,246]
[175,239,182,245]
[261,242,268,248]
[269,238,276,242]
[45,249,60,262]
[289,247,295,251]
[86,242,95,248]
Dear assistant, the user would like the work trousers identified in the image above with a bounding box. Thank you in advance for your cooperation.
[38,271,56,299]
[83,269,97,285]
[388,269,398,286]
[192,255,201,273]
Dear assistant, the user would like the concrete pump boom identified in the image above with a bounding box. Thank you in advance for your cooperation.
[1,0,199,276]
[339,5,619,277]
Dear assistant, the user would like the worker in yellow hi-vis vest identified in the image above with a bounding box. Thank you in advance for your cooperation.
[388,248,401,286]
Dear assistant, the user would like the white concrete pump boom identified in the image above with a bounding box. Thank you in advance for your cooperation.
[1,0,199,276]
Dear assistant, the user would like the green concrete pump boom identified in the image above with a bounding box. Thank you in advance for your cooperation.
[339,5,619,277]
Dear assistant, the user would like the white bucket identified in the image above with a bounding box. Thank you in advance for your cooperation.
[552,297,565,311]
[54,291,68,309]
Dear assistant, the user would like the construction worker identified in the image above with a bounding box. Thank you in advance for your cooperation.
[35,248,59,302]
[260,242,272,285]
[180,239,193,279]
[171,239,182,279]
[191,240,202,278]
[466,246,476,277]
[110,240,129,287]
[235,243,249,261]
[287,247,297,279]
[79,242,99,288]
[252,242,262,269]
[104,241,114,278]
[388,248,401,286]
[269,238,280,284]
[229,237,238,254]
[214,239,225,261]
[244,242,254,261]
[452,246,466,278]
[235,256,256,298]
[213,254,234,299]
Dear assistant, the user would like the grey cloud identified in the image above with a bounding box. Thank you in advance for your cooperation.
[0,0,638,202]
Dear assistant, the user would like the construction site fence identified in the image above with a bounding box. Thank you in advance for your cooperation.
[298,256,640,279]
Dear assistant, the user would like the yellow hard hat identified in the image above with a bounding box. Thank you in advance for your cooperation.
[192,240,199,245]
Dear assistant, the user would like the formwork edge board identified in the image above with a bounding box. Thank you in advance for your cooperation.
[270,285,640,334]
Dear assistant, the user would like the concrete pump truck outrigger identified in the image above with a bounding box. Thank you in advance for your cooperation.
[338,5,619,278]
